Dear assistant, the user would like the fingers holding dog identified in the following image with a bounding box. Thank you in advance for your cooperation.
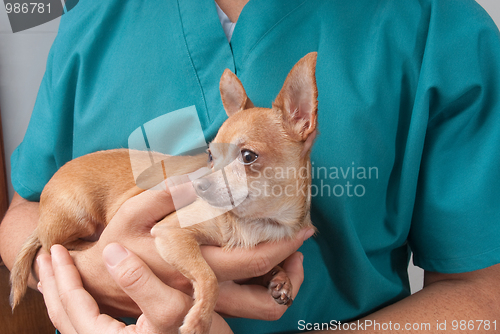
[116,181,197,232]
[102,243,192,332]
[37,252,78,334]
[202,227,314,282]
[39,244,224,334]
[39,245,121,334]
[215,251,305,320]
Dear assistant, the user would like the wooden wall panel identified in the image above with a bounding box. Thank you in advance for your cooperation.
[0,111,56,333]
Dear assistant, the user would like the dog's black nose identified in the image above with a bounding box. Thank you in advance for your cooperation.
[193,178,211,193]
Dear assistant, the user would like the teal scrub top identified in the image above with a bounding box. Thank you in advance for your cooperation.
[12,0,500,333]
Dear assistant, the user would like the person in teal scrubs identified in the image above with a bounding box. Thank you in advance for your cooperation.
[1,0,500,333]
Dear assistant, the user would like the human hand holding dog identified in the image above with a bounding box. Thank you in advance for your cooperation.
[69,180,313,320]
[38,244,233,334]
[39,245,307,333]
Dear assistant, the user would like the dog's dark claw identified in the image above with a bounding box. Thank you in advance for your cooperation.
[268,270,293,307]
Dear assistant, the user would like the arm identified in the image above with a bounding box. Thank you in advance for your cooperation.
[0,192,40,290]
[310,264,500,333]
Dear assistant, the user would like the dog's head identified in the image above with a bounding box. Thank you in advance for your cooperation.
[193,53,318,224]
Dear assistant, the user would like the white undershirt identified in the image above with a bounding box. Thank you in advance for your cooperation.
[215,2,236,42]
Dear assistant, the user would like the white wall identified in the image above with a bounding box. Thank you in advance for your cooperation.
[0,1,499,294]
[0,12,60,199]
[477,0,500,25]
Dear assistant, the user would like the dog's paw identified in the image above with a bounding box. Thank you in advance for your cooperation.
[268,268,293,307]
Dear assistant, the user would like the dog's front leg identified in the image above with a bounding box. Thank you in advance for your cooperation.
[152,215,220,334]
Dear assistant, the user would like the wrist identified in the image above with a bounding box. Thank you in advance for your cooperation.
[69,244,103,293]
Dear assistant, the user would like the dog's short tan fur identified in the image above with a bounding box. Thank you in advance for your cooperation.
[10,52,318,334]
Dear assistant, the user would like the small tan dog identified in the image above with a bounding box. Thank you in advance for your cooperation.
[10,52,318,334]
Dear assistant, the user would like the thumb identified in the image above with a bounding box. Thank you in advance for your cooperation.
[103,243,192,331]
[117,177,197,227]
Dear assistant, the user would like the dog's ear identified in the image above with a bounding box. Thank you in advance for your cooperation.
[220,69,254,117]
[273,52,318,141]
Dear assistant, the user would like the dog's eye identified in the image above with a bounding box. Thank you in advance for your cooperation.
[207,150,213,164]
[240,150,258,165]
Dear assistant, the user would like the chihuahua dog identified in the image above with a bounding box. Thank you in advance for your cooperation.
[10,52,318,334]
